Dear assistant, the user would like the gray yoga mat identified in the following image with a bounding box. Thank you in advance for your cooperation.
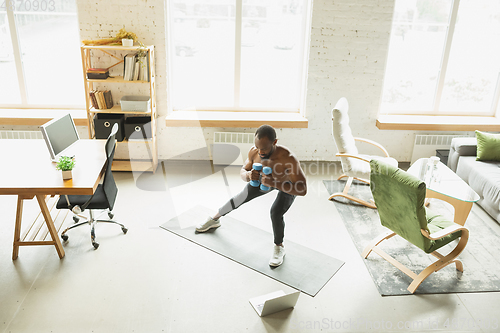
[160,205,344,297]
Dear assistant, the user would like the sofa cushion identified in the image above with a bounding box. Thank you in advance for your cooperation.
[448,137,477,172]
[456,156,500,209]
[476,130,500,162]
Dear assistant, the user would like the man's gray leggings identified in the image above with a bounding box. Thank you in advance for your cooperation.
[218,183,296,245]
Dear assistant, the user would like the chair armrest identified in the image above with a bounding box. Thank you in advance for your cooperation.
[336,153,371,163]
[353,137,390,157]
[421,225,468,240]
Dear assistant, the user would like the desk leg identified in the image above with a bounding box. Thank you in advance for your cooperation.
[12,196,24,260]
[36,195,65,259]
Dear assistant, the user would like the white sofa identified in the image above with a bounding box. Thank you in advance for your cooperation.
[448,137,500,223]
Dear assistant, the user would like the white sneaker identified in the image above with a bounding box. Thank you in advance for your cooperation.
[195,216,221,232]
[269,245,286,267]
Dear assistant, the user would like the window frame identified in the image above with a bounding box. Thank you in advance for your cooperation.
[380,0,500,117]
[1,2,83,110]
[165,0,313,116]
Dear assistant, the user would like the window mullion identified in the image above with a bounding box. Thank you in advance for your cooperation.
[492,72,500,117]
[234,0,242,108]
[433,0,460,113]
[299,0,313,116]
[6,0,28,105]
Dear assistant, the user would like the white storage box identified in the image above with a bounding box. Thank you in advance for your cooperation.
[120,96,151,112]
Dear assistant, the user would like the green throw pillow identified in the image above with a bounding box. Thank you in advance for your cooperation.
[476,130,500,161]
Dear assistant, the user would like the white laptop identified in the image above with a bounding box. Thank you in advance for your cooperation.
[249,290,300,317]
[40,113,80,162]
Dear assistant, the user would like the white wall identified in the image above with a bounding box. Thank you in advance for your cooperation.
[76,0,423,162]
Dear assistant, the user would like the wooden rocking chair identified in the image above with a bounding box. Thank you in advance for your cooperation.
[330,97,398,208]
[363,159,469,293]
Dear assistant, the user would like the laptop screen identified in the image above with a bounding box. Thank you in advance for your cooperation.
[40,113,80,160]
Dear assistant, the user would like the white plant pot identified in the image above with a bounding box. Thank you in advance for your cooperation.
[62,170,73,180]
[122,38,134,46]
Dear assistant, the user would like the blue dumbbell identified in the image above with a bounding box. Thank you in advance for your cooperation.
[250,163,262,187]
[260,166,272,191]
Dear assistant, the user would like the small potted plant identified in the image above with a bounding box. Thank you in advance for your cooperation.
[117,28,137,46]
[121,36,134,46]
[56,156,76,180]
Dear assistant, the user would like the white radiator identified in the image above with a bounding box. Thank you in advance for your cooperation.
[410,134,473,164]
[212,132,254,166]
[0,130,42,140]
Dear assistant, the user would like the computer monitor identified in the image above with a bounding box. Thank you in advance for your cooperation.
[40,113,80,162]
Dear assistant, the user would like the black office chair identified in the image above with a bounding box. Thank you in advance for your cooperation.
[56,123,127,249]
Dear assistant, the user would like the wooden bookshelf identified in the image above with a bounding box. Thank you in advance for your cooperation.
[81,44,158,173]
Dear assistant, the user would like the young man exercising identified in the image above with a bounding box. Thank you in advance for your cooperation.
[196,125,307,267]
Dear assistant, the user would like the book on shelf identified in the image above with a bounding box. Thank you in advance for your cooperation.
[123,53,137,81]
[138,54,149,82]
[122,52,150,82]
[103,90,114,108]
[133,61,140,81]
[89,90,98,109]
[97,91,105,109]
[89,89,114,109]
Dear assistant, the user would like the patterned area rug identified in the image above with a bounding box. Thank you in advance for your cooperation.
[324,179,500,296]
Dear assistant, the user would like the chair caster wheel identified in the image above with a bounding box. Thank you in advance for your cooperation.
[92,242,99,250]
[73,216,79,223]
[108,212,114,219]
[61,234,69,242]
[122,227,128,234]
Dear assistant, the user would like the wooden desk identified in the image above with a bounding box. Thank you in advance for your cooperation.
[0,139,107,259]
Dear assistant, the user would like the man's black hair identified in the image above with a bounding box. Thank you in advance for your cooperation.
[255,124,277,142]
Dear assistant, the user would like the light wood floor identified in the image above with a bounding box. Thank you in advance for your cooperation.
[0,160,499,333]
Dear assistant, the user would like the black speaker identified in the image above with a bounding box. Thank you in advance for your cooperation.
[94,114,125,141]
[125,116,152,140]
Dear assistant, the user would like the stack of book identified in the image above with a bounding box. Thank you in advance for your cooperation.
[89,90,114,109]
[123,52,149,81]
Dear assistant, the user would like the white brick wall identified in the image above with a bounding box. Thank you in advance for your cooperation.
[76,0,419,162]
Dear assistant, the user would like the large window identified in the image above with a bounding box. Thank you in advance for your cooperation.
[167,0,311,112]
[0,0,83,109]
[380,0,500,116]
